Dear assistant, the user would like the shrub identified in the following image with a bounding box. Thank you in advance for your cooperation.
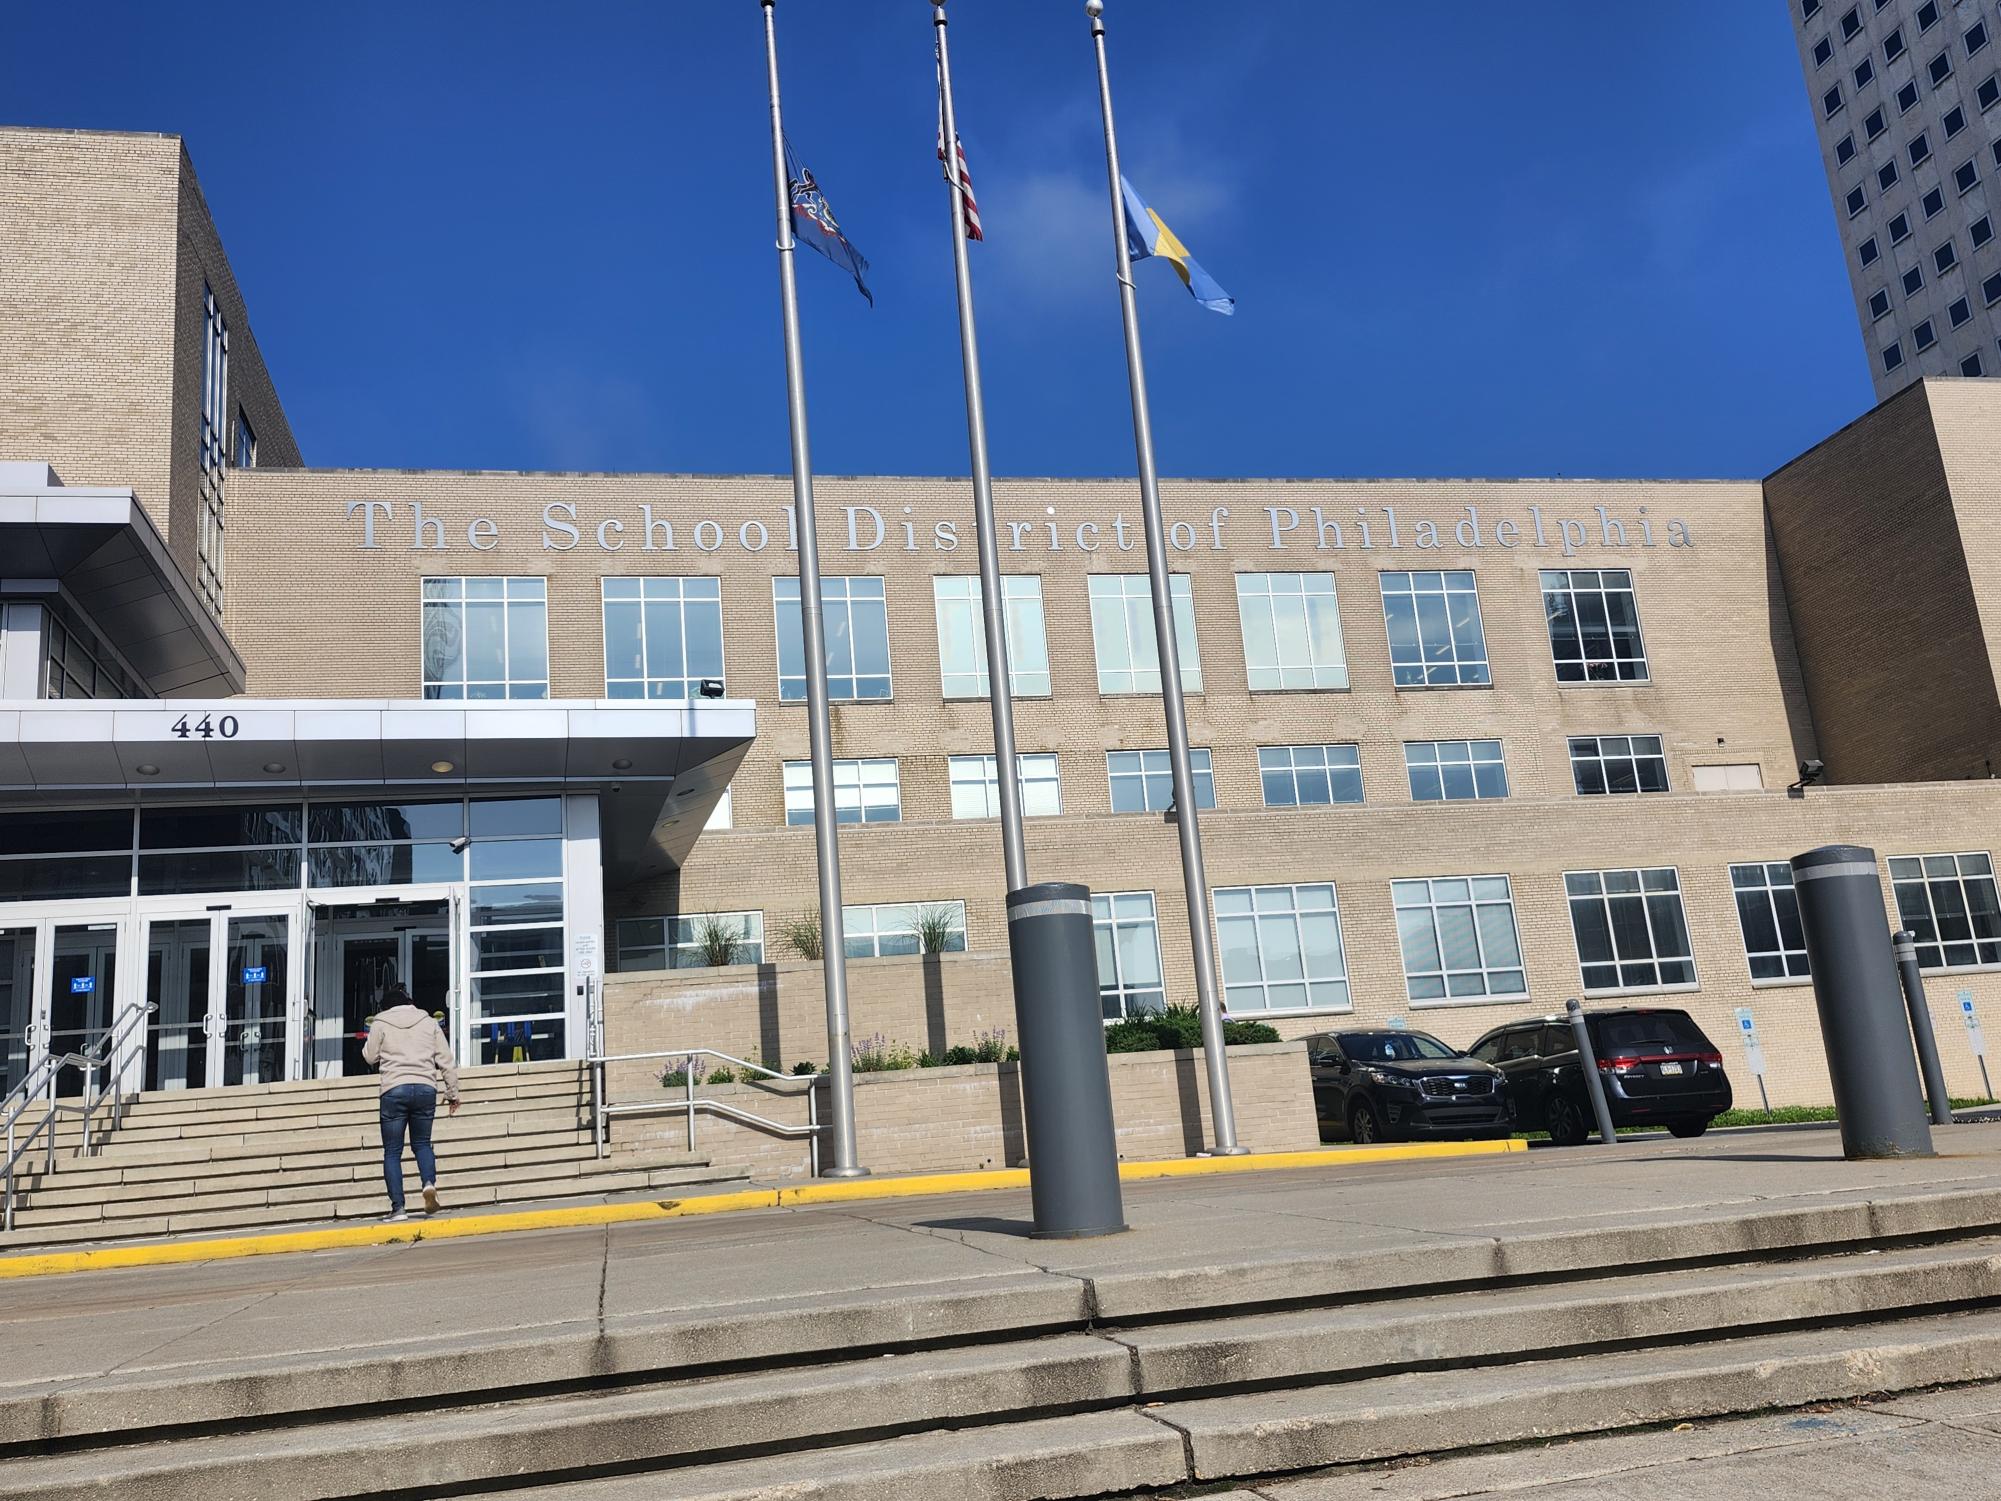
[776,910,823,961]
[692,913,752,968]
[911,904,962,955]
[1222,1019,1282,1045]
[1101,1007,1282,1054]
[791,1061,819,1076]
[851,1033,920,1072]
[659,1054,704,1088]
[706,1065,737,1085]
[917,1051,942,1068]
[969,1028,1011,1063]
[940,1044,979,1066]
[1103,1018,1160,1054]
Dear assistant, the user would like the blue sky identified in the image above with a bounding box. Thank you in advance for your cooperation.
[7,3,1869,481]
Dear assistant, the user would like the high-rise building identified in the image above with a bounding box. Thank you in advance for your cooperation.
[1792,0,2001,396]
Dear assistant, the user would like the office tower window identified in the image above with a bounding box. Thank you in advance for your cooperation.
[1917,1,1940,33]
[1877,159,1900,192]
[1731,863,1810,981]
[1964,351,1986,375]
[197,283,228,615]
[1937,239,1960,272]
[233,411,256,469]
[1890,211,1913,241]
[1837,132,1859,164]
[1108,748,1215,814]
[1840,6,1861,38]
[601,577,724,699]
[1802,0,1821,20]
[782,757,900,825]
[1956,159,1981,194]
[1898,80,1922,112]
[1944,104,1968,137]
[1924,185,1948,217]
[1968,20,1990,57]
[615,912,765,972]
[1915,318,1938,350]
[1930,50,1955,86]
[1993,139,2001,168]
[1825,83,1846,117]
[947,752,1061,819]
[1215,883,1350,1014]
[1569,734,1670,795]
[1540,568,1648,682]
[1986,271,2001,304]
[1975,216,1995,247]
[1982,74,2001,110]
[1405,740,1509,802]
[1855,57,1877,89]
[1259,743,1364,807]
[1814,34,1836,66]
[1866,105,1888,138]
[1236,572,1348,689]
[1870,287,1894,319]
[932,575,1051,699]
[1094,891,1164,1018]
[1380,569,1491,686]
[1951,296,1974,327]
[1910,132,1933,166]
[421,577,549,699]
[1566,868,1697,994]
[1088,574,1202,694]
[1860,234,1881,265]
[1391,876,1528,1002]
[1905,264,1928,295]
[1885,339,1907,369]
[1890,852,2001,970]
[773,576,891,701]
[843,901,966,959]
[1884,25,1905,61]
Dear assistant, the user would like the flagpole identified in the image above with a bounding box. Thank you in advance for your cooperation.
[1085,0,1244,1155]
[760,0,866,1178]
[932,1,1027,893]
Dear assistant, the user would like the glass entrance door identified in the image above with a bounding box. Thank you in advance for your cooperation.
[46,924,119,1098]
[0,927,33,1099]
[145,918,212,1091]
[141,906,298,1090]
[222,915,289,1086]
[331,908,454,1077]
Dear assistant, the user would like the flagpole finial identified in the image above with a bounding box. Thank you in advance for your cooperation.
[1085,0,1103,13]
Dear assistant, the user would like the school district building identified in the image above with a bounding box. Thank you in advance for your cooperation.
[5,124,2001,1113]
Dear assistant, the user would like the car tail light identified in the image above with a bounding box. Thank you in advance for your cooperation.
[1598,1055,1643,1075]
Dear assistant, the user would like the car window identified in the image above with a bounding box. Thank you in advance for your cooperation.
[1468,1033,1503,1062]
[1499,1027,1538,1061]
[1541,1025,1574,1057]
[1307,1034,1342,1064]
[1592,1011,1712,1056]
[1335,1031,1457,1062]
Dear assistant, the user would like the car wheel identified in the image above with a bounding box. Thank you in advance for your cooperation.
[1546,1094,1591,1147]
[1349,1099,1385,1145]
[1668,1119,1709,1139]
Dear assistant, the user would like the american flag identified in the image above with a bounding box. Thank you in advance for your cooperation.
[938,132,983,242]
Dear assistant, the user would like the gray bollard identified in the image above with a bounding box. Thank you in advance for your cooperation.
[1790,846,1935,1158]
[1892,930,1956,1127]
[1006,881,1127,1239]
[1566,999,1620,1145]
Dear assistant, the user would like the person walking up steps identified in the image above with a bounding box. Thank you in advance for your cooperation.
[362,982,461,1221]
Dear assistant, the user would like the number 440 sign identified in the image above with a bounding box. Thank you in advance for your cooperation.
[169,713,241,741]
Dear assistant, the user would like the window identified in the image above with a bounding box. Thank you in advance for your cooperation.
[1564,868,1696,994]
[1259,743,1363,807]
[774,575,891,701]
[1945,104,1969,137]
[1866,106,1888,138]
[1540,568,1648,682]
[947,752,1061,819]
[1236,572,1347,689]
[1968,20,1990,56]
[1108,748,1215,814]
[1848,184,1870,217]
[1924,185,1948,217]
[1093,891,1164,1018]
[1890,210,1912,241]
[1731,863,1810,982]
[1964,351,1986,375]
[1569,734,1669,795]
[843,901,966,959]
[1898,79,1922,112]
[1952,295,1974,326]
[1984,74,2001,109]
[1391,876,1527,1003]
[1916,317,1939,350]
[421,577,549,699]
[706,786,733,831]
[615,912,765,972]
[783,757,899,825]
[1905,264,1928,295]
[1861,234,1882,264]
[196,284,228,615]
[1917,0,1939,33]
[1088,574,1201,693]
[932,576,1050,699]
[1986,271,2001,304]
[1815,35,1836,66]
[1690,763,1763,792]
[1380,570,1491,686]
[1878,158,1900,191]
[1886,339,1907,370]
[1890,852,2001,970]
[41,611,145,700]
[1957,158,1981,193]
[1840,5,1861,37]
[1215,883,1349,1014]
[1837,132,1859,165]
[1825,83,1846,117]
[1910,132,1933,166]
[1870,287,1894,319]
[1802,0,1820,19]
[601,577,723,699]
[1405,740,1509,802]
[1854,56,1876,88]
[1975,216,1994,247]
[1937,239,1960,272]
[1993,139,2001,168]
[1930,49,1955,85]
[233,410,256,469]
[1884,25,1905,61]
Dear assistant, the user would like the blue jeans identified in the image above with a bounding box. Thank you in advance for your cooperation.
[379,1084,438,1212]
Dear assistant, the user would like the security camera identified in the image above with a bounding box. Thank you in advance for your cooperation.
[699,679,725,699]
[1787,759,1826,796]
[449,836,471,854]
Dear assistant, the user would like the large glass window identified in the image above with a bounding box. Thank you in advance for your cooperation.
[1214,883,1350,1014]
[774,576,891,701]
[1258,744,1363,807]
[466,796,567,1065]
[1235,573,1347,690]
[1405,740,1509,802]
[139,803,303,897]
[197,284,228,615]
[1731,862,1810,981]
[1108,748,1215,814]
[1093,891,1164,1018]
[1565,868,1696,994]
[1541,569,1649,683]
[783,758,900,825]
[43,612,146,700]
[1890,853,2001,970]
[933,576,1050,698]
[948,753,1061,819]
[1569,734,1669,795]
[843,901,967,958]
[1391,876,1527,1002]
[602,577,724,699]
[1379,571,1491,687]
[1088,575,1201,694]
[422,577,550,699]
[0,809,134,901]
[616,912,765,971]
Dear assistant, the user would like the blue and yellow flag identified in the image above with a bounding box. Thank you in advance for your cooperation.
[1121,176,1233,315]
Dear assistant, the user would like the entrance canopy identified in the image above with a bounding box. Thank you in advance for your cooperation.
[0,698,754,880]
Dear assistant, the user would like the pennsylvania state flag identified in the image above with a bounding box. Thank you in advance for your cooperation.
[1121,176,1234,315]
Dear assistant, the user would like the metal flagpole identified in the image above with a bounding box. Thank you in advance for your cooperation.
[1085,0,1244,1154]
[932,0,1027,894]
[760,0,866,1177]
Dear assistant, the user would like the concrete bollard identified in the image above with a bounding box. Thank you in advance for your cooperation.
[1892,930,1956,1127]
[1005,881,1127,1239]
[1566,999,1620,1145]
[1790,845,1935,1158]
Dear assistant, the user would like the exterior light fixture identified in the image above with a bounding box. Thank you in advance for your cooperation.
[430,760,454,774]
[262,762,286,774]
[135,763,159,776]
[611,757,633,770]
[699,679,725,699]
[1787,759,1826,797]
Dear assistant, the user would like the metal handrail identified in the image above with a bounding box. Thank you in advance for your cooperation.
[3,1004,155,1233]
[587,1046,822,1178]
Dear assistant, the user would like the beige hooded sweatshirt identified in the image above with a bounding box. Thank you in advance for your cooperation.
[362,1005,462,1101]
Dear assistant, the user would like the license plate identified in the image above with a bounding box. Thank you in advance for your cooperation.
[1659,1061,1684,1076]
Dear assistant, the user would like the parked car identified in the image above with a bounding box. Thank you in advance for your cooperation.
[1466,1007,1733,1145]
[1306,1028,1512,1144]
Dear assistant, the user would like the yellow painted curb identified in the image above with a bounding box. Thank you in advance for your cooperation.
[0,1137,1524,1281]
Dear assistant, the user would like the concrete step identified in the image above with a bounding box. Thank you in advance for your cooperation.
[56,1098,588,1148]
[52,1109,593,1167]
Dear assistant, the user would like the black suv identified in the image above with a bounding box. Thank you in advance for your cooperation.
[1307,1028,1511,1144]
[1467,1007,1733,1145]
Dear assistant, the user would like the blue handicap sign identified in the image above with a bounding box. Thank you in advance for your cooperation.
[69,975,95,994]
[241,965,269,985]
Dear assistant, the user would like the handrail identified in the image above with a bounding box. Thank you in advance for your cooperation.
[586,1045,822,1178]
[3,1004,155,1233]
